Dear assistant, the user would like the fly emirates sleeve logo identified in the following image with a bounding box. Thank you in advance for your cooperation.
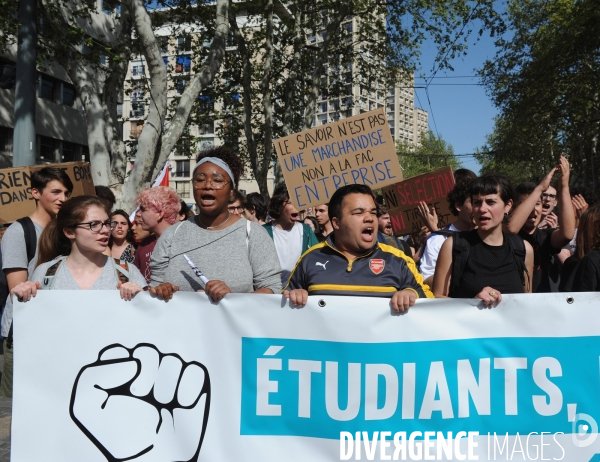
[240,337,600,450]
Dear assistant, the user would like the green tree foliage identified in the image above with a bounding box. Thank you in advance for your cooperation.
[196,0,505,196]
[477,0,600,192]
[396,130,461,179]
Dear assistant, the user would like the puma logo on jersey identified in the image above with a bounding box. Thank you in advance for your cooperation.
[315,261,329,270]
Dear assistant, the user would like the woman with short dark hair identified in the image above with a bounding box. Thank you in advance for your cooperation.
[433,174,534,306]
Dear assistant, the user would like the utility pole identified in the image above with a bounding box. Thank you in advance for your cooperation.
[12,0,38,167]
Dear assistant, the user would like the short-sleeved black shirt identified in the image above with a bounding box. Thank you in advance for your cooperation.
[519,228,561,293]
[451,230,525,298]
[573,250,600,292]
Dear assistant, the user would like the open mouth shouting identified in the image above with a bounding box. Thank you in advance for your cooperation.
[527,211,538,224]
[290,212,299,221]
[199,192,217,208]
[362,226,375,242]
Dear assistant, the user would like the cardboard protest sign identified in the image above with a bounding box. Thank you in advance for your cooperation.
[382,166,455,236]
[274,108,403,210]
[0,162,95,224]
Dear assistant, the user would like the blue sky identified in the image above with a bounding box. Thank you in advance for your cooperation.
[414,31,500,174]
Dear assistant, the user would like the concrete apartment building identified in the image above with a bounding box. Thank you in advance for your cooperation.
[0,0,119,168]
[0,55,89,168]
[122,5,429,209]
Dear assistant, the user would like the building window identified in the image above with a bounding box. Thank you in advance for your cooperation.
[131,63,145,77]
[174,160,190,177]
[198,94,214,111]
[177,36,191,53]
[0,127,13,155]
[62,141,76,162]
[62,83,76,107]
[176,55,191,73]
[39,75,55,101]
[39,136,56,161]
[198,138,214,151]
[176,181,190,198]
[159,37,169,54]
[82,145,89,162]
[130,101,145,118]
[130,84,145,101]
[199,123,214,135]
[176,79,187,94]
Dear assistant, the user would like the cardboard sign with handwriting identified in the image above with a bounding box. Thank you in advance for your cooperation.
[382,166,455,236]
[274,108,403,210]
[0,162,95,224]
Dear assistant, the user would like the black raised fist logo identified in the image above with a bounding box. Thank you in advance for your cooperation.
[70,344,210,462]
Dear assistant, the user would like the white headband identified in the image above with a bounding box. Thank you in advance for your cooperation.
[192,157,236,188]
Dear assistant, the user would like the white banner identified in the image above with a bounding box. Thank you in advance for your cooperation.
[11,292,600,461]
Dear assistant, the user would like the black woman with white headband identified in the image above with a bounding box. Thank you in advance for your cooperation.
[149,146,282,302]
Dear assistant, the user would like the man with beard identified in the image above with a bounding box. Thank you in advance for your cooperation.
[376,205,413,256]
[507,156,575,292]
[283,184,432,312]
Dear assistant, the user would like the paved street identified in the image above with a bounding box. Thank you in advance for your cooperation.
[0,354,10,462]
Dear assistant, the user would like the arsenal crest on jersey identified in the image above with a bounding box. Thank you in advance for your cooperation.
[369,259,385,275]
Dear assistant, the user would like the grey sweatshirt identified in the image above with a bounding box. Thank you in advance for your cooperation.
[150,217,282,293]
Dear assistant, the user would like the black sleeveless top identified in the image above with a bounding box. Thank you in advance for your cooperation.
[451,230,525,298]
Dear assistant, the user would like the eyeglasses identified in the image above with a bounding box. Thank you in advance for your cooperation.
[228,206,244,212]
[542,193,557,199]
[193,176,230,190]
[76,220,117,232]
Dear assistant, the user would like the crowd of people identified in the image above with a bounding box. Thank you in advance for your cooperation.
[0,146,599,398]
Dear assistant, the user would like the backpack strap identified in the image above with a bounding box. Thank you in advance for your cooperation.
[505,233,529,288]
[450,232,470,297]
[113,258,130,284]
[16,217,36,264]
[7,218,38,349]
[42,256,68,290]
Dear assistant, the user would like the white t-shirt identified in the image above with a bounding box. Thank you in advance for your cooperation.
[419,223,459,279]
[272,222,303,286]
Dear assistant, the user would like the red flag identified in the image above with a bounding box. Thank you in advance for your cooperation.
[154,162,170,188]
